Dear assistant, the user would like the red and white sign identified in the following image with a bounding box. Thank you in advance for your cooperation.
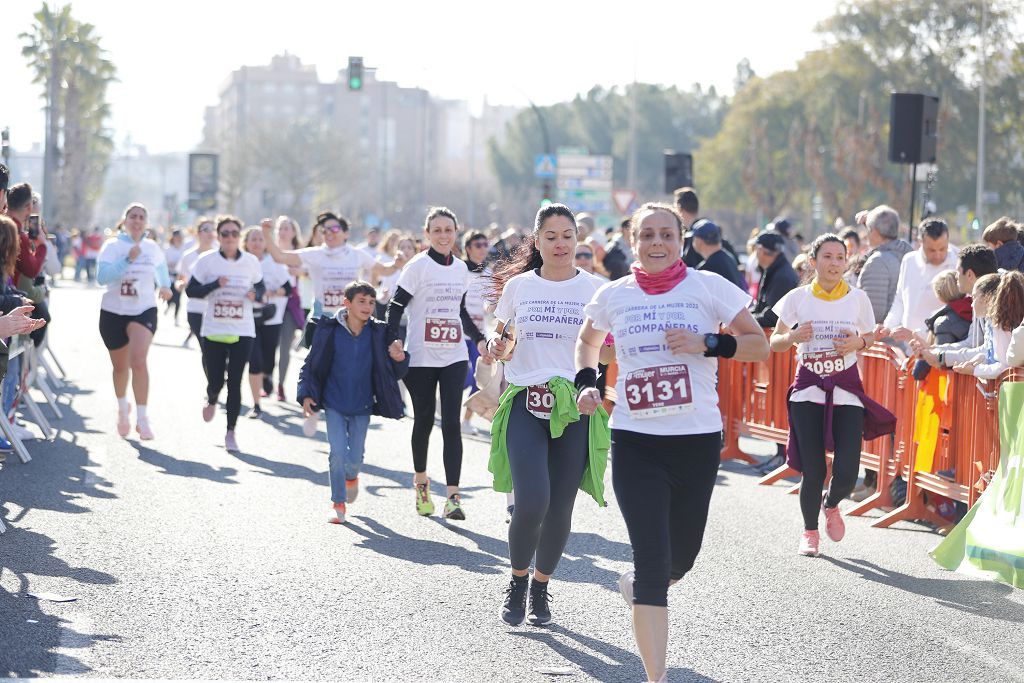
[613,189,637,215]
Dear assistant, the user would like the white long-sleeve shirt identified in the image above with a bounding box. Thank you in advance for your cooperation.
[882,246,959,336]
[1007,325,1024,368]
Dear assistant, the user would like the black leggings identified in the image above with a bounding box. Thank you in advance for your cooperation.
[789,401,865,531]
[202,336,254,431]
[249,323,281,376]
[612,429,720,607]
[403,361,468,486]
[506,390,589,575]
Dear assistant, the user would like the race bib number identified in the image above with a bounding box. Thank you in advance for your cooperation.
[119,278,138,299]
[526,385,554,420]
[801,350,846,377]
[213,300,245,321]
[322,286,346,310]
[623,364,694,419]
[424,317,461,348]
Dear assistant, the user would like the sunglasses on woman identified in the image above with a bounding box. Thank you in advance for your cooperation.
[219,230,240,238]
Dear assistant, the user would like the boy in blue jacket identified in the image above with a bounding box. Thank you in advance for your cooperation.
[297,281,409,524]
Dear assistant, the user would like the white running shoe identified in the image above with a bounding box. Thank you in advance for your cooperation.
[618,570,634,605]
[461,420,478,436]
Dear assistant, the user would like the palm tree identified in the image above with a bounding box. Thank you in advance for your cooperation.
[20,3,116,229]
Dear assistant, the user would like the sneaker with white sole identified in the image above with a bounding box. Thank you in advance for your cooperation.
[461,420,478,436]
[822,498,846,542]
[798,530,820,557]
[117,404,131,437]
[328,502,346,524]
[617,570,635,605]
[136,418,155,441]
[224,430,239,452]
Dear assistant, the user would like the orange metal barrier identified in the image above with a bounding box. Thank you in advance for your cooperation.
[717,332,1024,533]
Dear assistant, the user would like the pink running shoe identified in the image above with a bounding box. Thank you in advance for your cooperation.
[822,499,846,542]
[202,401,216,423]
[224,430,238,452]
[798,530,820,557]
[117,404,131,438]
[136,418,155,441]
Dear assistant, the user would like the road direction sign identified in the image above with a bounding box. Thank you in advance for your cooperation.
[534,154,557,179]
[613,189,637,214]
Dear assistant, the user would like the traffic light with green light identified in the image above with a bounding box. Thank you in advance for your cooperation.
[348,56,363,91]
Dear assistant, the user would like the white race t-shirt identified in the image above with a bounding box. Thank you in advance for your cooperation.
[180,246,214,314]
[772,285,876,407]
[192,251,263,338]
[494,269,603,386]
[465,264,491,335]
[397,252,471,368]
[259,253,291,326]
[586,270,751,436]
[98,237,165,316]
[297,244,376,316]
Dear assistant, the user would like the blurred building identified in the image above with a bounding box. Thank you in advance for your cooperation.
[200,53,519,230]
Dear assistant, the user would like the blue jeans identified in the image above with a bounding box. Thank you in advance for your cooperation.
[3,355,20,416]
[325,409,371,504]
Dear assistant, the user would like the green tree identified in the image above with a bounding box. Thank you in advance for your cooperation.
[21,3,116,229]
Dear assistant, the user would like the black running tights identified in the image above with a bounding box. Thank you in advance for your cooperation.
[403,361,468,486]
[203,337,254,431]
[612,429,720,607]
[789,401,864,531]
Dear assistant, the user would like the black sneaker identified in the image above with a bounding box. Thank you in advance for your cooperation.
[501,576,528,626]
[247,404,262,419]
[528,579,552,626]
[505,504,515,524]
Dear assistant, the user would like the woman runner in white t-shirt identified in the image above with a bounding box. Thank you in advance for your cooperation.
[241,226,291,419]
[770,234,881,557]
[487,204,608,627]
[575,203,769,683]
[385,207,490,520]
[96,203,173,440]
[185,216,264,452]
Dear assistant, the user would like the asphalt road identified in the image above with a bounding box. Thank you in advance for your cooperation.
[1,282,1022,682]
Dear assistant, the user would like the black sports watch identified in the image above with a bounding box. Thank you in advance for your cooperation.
[704,333,719,353]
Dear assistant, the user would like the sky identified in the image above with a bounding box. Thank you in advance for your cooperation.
[4,0,839,154]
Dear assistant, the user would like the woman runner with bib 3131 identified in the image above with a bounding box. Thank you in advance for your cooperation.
[486,204,609,627]
[186,216,264,452]
[575,203,768,683]
[96,203,173,440]
[386,207,489,520]
[770,233,895,557]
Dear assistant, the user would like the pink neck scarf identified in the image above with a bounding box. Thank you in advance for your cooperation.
[631,259,688,295]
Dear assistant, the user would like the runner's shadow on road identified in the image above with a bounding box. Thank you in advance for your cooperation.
[132,443,239,485]
[347,515,503,575]
[509,623,720,683]
[359,462,489,500]
[431,520,627,591]
[228,450,325,485]
[821,556,1024,623]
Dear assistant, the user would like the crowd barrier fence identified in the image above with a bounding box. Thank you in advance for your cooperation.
[717,329,1022,533]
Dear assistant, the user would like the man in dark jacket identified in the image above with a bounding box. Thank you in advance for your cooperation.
[690,219,747,291]
[750,232,799,328]
[602,218,633,280]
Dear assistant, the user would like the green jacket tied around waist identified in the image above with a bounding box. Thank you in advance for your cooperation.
[487,376,610,506]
